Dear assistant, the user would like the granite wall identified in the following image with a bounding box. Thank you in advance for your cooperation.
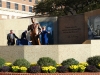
[0,40,99,63]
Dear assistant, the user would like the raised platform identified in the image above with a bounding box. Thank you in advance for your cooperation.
[94,36,100,39]
[0,40,100,63]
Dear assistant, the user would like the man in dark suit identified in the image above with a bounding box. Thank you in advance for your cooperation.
[20,30,28,45]
[21,30,27,40]
[7,30,19,46]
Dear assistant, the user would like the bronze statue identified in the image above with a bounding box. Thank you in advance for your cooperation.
[27,18,42,45]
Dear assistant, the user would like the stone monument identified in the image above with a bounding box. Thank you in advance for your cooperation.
[58,14,86,44]
[85,9,100,39]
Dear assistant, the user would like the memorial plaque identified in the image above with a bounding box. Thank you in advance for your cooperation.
[58,15,86,44]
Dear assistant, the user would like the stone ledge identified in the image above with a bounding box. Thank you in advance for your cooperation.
[82,40,91,44]
[0,72,100,75]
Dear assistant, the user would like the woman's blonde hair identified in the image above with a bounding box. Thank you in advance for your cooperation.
[42,26,46,29]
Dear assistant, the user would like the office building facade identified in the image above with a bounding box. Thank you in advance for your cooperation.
[0,0,36,19]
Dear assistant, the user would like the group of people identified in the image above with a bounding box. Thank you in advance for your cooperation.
[7,18,51,46]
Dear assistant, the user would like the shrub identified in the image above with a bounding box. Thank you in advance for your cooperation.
[4,62,12,67]
[56,64,62,67]
[30,63,37,66]
[69,65,79,72]
[79,62,88,67]
[97,63,100,69]
[28,65,41,73]
[0,58,5,68]
[85,65,100,72]
[61,58,79,68]
[41,66,56,73]
[87,56,100,67]
[78,65,86,72]
[57,66,68,73]
[37,57,57,67]
[13,59,30,68]
[48,66,56,73]
[0,66,11,72]
[20,66,27,73]
[12,66,20,72]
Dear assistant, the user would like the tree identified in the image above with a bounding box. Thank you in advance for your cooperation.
[33,0,100,16]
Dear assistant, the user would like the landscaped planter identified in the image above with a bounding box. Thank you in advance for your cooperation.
[0,72,100,75]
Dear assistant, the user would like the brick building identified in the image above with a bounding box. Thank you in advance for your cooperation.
[0,0,38,19]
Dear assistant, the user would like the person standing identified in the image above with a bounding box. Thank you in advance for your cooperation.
[21,30,27,40]
[20,30,28,45]
[7,30,19,46]
[41,26,49,45]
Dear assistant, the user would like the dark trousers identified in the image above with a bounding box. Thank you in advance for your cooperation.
[7,39,15,46]
[8,42,15,46]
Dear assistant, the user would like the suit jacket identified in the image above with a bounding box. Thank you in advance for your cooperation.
[7,33,18,45]
[21,32,26,39]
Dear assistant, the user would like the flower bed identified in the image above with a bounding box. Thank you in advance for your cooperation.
[0,72,100,75]
[1,56,100,74]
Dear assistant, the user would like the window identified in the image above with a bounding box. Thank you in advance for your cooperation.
[6,2,10,8]
[29,0,32,2]
[15,3,18,10]
[0,0,2,7]
[22,5,25,11]
[29,6,32,12]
